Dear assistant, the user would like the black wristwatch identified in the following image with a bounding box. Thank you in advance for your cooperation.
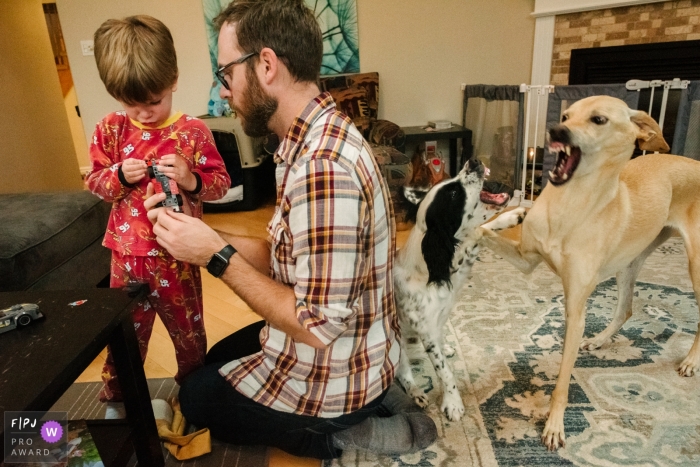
[206,245,236,277]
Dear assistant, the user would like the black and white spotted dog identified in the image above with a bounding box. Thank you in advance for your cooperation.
[394,157,524,421]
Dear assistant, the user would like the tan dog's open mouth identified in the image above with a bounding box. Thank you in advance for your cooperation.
[548,142,581,186]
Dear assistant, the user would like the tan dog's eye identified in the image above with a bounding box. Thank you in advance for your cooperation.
[561,115,569,122]
[591,116,608,125]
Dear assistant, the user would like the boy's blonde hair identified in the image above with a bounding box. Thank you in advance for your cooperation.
[94,15,178,104]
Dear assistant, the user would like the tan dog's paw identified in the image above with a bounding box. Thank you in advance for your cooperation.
[678,357,699,377]
[541,413,566,451]
[580,336,607,351]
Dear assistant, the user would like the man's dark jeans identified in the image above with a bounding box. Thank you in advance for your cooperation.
[178,321,388,459]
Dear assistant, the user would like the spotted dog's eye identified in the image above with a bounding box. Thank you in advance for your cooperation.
[561,114,569,122]
[591,115,608,125]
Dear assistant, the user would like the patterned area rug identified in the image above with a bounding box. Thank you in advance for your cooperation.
[329,237,700,466]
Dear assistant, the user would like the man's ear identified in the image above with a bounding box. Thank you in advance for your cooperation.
[630,109,670,152]
[258,47,279,86]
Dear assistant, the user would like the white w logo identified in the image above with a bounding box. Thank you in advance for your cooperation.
[45,427,58,437]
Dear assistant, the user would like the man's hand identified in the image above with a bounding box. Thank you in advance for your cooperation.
[144,182,192,216]
[144,185,226,266]
[157,154,197,192]
[122,159,147,184]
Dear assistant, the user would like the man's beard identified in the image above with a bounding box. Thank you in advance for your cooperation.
[235,66,278,138]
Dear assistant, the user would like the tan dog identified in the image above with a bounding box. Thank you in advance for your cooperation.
[481,95,700,451]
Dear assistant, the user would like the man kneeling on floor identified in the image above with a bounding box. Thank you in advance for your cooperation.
[144,0,437,459]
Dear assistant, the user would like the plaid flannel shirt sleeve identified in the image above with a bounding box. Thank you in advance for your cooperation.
[286,157,369,346]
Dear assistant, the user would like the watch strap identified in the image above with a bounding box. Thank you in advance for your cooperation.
[216,244,236,261]
[206,244,236,277]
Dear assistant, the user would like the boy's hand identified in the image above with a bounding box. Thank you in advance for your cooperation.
[157,154,197,192]
[122,159,147,184]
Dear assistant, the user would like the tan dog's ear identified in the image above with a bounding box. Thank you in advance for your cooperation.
[630,109,670,152]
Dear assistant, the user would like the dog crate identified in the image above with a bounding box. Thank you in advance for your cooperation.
[200,116,276,212]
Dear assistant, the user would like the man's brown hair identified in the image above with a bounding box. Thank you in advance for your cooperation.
[94,15,178,104]
[214,0,323,83]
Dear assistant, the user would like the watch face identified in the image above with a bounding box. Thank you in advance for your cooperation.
[207,253,228,277]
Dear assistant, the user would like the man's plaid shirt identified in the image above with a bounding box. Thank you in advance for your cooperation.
[219,93,400,417]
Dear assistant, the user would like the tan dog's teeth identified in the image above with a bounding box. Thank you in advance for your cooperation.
[549,170,555,178]
[562,173,568,181]
[565,146,571,156]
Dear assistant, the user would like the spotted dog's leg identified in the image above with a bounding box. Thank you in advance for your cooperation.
[397,328,430,408]
[482,207,526,232]
[418,327,464,421]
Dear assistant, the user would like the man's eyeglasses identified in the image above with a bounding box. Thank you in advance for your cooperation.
[215,52,258,90]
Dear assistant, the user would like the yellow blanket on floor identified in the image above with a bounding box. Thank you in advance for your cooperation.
[152,397,211,460]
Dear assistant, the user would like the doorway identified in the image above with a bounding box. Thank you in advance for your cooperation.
[43,3,90,176]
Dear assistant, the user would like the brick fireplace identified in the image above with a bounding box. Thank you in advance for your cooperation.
[550,0,700,85]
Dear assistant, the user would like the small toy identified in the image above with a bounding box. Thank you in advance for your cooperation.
[68,300,88,307]
[0,303,43,334]
[147,159,183,212]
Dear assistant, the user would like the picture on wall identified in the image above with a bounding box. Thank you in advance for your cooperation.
[201,0,360,116]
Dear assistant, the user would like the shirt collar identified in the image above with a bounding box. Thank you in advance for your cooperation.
[274,92,335,165]
[129,111,183,130]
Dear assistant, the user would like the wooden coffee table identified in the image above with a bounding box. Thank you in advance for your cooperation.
[0,288,164,466]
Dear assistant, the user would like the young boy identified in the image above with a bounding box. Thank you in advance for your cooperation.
[86,15,231,418]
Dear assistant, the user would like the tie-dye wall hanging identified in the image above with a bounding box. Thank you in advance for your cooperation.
[201,0,360,116]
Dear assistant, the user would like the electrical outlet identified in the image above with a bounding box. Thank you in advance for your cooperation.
[80,40,94,56]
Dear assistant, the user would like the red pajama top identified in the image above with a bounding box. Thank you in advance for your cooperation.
[220,93,400,417]
[85,112,230,256]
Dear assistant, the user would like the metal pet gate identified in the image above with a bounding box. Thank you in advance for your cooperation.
[462,79,699,208]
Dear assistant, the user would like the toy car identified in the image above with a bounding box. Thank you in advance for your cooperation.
[146,159,183,212]
[0,303,43,334]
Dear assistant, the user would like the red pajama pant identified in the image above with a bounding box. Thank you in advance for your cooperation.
[99,250,207,402]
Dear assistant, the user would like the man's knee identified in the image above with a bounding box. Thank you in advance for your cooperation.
[178,364,222,420]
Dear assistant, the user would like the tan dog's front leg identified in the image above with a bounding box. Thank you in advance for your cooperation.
[543,277,596,451]
[480,230,542,275]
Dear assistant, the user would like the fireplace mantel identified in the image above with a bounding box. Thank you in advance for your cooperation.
[533,0,666,18]
[530,0,668,85]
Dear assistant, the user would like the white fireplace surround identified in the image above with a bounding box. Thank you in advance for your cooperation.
[530,0,668,85]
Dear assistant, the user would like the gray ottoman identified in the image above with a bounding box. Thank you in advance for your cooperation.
[0,191,111,292]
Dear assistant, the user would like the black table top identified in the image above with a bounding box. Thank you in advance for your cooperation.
[0,289,140,415]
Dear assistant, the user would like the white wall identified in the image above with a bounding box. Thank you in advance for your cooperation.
[56,0,213,145]
[57,0,535,144]
[357,0,535,126]
[0,0,83,194]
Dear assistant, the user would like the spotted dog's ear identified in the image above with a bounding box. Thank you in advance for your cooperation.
[402,185,431,205]
[421,182,465,288]
[630,109,670,153]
